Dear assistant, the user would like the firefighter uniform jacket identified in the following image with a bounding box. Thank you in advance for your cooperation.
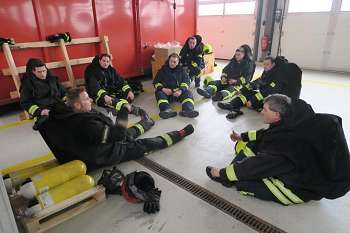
[219,99,350,202]
[20,73,66,117]
[38,101,136,170]
[153,64,191,91]
[251,64,286,97]
[179,35,205,71]
[85,55,131,106]
[222,58,255,86]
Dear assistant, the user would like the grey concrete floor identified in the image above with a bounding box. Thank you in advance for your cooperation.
[1,61,350,233]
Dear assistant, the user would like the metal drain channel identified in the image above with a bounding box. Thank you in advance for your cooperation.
[137,157,286,233]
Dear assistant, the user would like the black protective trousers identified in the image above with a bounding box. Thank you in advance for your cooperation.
[155,89,195,112]
[118,129,183,163]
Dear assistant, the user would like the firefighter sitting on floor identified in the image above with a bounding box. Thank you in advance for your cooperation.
[85,53,148,119]
[218,56,287,119]
[20,58,66,129]
[206,94,350,205]
[179,35,205,88]
[153,53,199,119]
[38,88,195,170]
[197,44,255,102]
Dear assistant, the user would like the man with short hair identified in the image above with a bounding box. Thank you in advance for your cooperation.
[197,44,255,102]
[20,58,66,127]
[207,94,350,205]
[218,56,287,118]
[153,53,199,119]
[180,35,205,87]
[85,54,146,118]
[38,88,194,170]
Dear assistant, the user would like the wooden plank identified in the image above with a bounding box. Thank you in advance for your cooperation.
[1,43,29,119]
[22,186,106,233]
[101,36,113,66]
[2,57,94,76]
[35,186,104,219]
[9,37,101,50]
[2,43,21,94]
[58,39,75,87]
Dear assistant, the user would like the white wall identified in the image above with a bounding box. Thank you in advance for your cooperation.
[280,1,350,72]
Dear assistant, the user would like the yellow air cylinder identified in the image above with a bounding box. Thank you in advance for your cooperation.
[18,160,86,199]
[37,175,95,209]
[25,175,95,216]
[3,160,58,193]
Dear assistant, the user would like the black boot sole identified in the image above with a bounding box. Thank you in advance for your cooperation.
[179,111,199,118]
[159,111,177,119]
[197,88,211,98]
[217,102,235,111]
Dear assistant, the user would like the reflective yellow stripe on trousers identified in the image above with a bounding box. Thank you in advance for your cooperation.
[134,124,145,135]
[160,134,173,146]
[236,140,303,205]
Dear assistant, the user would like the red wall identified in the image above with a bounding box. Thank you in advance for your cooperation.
[0,0,196,105]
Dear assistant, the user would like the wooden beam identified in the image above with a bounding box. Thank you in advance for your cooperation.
[2,43,21,93]
[101,35,113,66]
[59,39,75,87]
[1,43,29,119]
[2,57,94,76]
[8,37,102,50]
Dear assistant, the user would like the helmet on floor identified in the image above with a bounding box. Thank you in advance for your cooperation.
[121,171,155,203]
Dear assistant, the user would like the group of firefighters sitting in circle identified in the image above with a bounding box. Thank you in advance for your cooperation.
[18,34,350,208]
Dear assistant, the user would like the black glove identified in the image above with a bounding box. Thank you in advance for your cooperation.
[143,188,161,214]
[97,167,125,195]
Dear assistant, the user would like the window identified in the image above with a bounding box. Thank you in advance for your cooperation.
[225,1,255,15]
[341,0,350,11]
[288,0,332,13]
[198,3,224,16]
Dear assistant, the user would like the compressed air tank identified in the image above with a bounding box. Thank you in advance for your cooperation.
[25,175,95,216]
[18,160,86,199]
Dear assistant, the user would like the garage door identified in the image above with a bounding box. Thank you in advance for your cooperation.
[280,0,350,72]
[197,0,257,59]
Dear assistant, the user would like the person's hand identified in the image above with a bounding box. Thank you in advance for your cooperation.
[104,95,113,105]
[221,77,227,84]
[173,90,182,97]
[40,109,50,116]
[210,167,220,178]
[127,91,134,102]
[162,88,173,96]
[246,101,252,108]
[123,103,132,112]
[228,79,237,85]
[230,131,241,142]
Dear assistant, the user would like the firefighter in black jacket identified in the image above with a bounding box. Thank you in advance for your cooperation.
[85,54,145,117]
[153,53,199,119]
[38,88,195,170]
[218,56,286,118]
[207,94,350,205]
[180,35,204,87]
[197,44,255,101]
[20,58,66,122]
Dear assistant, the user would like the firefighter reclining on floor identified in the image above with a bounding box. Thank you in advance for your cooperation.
[37,88,194,170]
[206,94,350,205]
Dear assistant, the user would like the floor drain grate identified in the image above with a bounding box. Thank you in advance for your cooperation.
[137,157,286,233]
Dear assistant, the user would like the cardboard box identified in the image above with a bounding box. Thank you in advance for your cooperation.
[202,53,215,75]
[154,47,181,61]
[151,59,164,80]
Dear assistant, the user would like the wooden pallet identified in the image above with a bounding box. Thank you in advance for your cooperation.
[21,185,106,233]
